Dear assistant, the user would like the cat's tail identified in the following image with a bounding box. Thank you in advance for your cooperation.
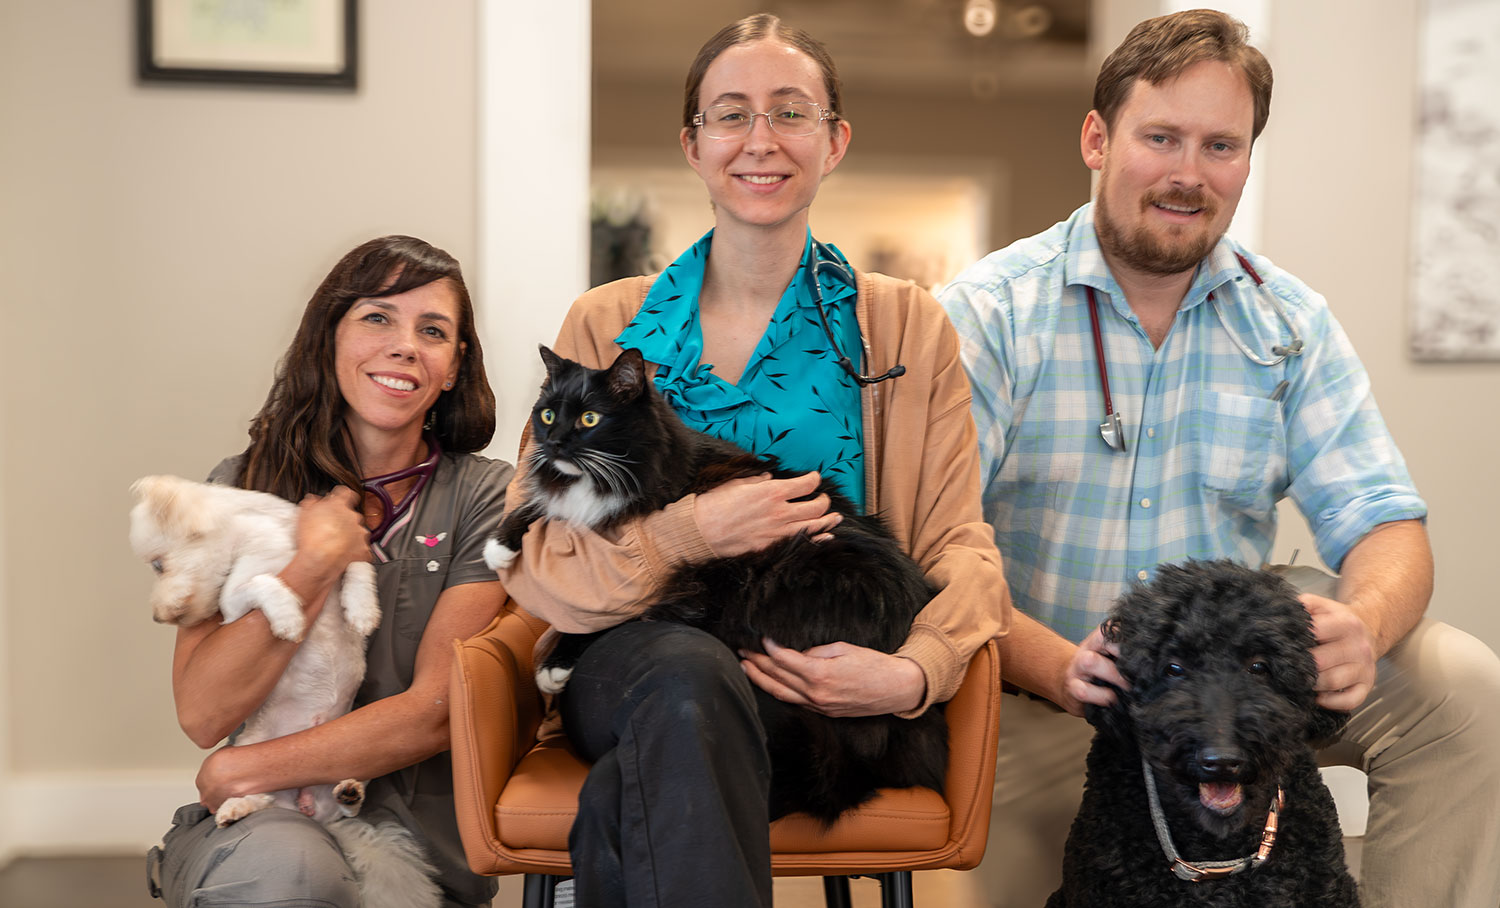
[327,817,442,908]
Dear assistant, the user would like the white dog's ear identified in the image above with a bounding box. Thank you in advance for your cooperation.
[130,475,219,542]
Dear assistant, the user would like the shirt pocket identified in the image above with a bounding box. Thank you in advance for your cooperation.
[1184,389,1285,519]
[393,554,451,642]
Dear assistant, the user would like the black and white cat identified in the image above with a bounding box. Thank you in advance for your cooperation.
[484,345,948,825]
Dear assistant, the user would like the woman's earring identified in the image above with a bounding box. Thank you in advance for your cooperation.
[424,409,437,431]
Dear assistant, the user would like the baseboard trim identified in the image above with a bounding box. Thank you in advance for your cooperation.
[2,770,197,860]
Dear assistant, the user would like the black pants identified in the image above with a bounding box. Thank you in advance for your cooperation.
[559,621,773,908]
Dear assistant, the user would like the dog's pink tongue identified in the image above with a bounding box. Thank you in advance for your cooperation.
[1199,782,1243,811]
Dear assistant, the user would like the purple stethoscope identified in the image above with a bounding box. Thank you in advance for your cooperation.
[1085,253,1305,453]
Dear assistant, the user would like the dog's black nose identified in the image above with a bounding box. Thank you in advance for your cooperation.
[1197,748,1246,779]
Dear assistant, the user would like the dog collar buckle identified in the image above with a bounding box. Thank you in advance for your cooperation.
[1171,859,1246,882]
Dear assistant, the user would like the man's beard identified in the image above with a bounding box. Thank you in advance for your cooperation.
[1095,179,1223,277]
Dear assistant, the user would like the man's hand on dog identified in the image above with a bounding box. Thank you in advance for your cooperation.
[1060,625,1128,717]
[1302,593,1378,711]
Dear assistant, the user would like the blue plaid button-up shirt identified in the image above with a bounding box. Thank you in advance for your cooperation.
[939,204,1426,642]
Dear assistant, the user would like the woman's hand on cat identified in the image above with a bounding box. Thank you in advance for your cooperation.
[695,472,843,557]
[740,638,926,716]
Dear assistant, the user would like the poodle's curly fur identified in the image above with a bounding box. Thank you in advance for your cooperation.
[1046,560,1360,907]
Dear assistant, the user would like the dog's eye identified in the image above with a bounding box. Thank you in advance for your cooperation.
[150,558,164,574]
[1164,662,1186,678]
[1248,660,1270,675]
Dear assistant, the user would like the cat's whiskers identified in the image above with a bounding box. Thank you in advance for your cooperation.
[574,449,642,500]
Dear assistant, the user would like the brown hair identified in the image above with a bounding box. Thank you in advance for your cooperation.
[1094,8,1273,140]
[237,235,495,499]
[681,13,844,134]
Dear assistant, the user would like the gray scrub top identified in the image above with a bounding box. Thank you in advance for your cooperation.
[211,451,514,906]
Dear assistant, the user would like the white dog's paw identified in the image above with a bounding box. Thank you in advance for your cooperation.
[237,574,306,641]
[333,779,366,817]
[215,793,277,827]
[341,562,380,637]
[483,538,517,571]
[535,665,573,695]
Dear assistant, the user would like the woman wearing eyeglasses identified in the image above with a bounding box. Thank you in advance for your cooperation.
[494,14,1007,906]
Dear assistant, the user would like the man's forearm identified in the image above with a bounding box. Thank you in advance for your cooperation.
[997,609,1078,707]
[1336,518,1434,657]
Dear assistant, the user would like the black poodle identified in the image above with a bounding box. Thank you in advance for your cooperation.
[1046,560,1360,907]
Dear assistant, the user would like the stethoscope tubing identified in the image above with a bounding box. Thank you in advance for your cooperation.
[809,239,906,385]
[1086,253,1305,452]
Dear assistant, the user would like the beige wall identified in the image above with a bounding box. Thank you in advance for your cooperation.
[1258,1,1499,651]
[0,0,480,790]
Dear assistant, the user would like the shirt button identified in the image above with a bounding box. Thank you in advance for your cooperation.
[1146,427,1156,438]
[426,560,440,572]
[1140,498,1152,509]
[1138,569,1150,581]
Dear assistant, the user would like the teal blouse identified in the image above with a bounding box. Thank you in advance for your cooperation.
[614,229,866,511]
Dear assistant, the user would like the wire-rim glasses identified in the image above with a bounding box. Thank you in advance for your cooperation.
[692,101,839,139]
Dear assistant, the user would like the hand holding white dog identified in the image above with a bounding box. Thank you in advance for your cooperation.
[1302,593,1377,711]
[294,488,371,582]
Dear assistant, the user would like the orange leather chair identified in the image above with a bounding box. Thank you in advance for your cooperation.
[449,599,1002,908]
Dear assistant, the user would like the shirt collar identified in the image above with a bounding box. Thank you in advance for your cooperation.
[1063,201,1243,317]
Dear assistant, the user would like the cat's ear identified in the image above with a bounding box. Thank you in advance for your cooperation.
[538,345,565,385]
[606,348,647,401]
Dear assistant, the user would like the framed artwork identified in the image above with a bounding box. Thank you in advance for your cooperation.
[1409,0,1500,359]
[137,0,357,89]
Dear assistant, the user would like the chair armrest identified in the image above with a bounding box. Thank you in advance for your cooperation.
[937,637,1002,870]
[449,599,550,875]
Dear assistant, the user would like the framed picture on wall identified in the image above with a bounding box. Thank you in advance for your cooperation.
[1409,0,1500,359]
[137,0,358,89]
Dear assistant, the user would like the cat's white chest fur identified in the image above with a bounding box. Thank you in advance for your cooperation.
[483,476,629,572]
[544,478,627,528]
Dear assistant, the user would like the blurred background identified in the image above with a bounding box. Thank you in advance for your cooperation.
[1,0,1494,892]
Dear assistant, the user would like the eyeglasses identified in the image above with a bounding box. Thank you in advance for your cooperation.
[692,102,839,139]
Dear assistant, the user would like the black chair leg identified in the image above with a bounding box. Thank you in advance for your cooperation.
[876,870,915,908]
[822,874,854,908]
[522,873,561,908]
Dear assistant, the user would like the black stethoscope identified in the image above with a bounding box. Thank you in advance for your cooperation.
[809,239,906,385]
[1086,252,1304,452]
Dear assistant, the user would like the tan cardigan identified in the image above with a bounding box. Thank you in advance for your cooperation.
[499,271,1010,715]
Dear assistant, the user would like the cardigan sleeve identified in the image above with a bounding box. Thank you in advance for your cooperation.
[874,279,1010,716]
[494,278,719,632]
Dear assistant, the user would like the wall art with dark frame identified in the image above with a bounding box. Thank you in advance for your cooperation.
[137,0,357,89]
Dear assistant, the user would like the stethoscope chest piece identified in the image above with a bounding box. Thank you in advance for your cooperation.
[1099,411,1126,453]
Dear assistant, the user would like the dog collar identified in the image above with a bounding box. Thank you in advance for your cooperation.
[1141,757,1285,882]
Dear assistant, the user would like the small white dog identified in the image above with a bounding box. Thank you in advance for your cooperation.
[130,474,440,908]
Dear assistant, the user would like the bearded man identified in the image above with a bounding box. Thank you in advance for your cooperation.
[939,9,1500,908]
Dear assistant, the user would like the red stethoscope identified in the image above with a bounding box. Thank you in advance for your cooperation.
[1085,253,1305,452]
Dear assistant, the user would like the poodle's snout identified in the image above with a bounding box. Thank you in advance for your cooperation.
[1195,746,1247,781]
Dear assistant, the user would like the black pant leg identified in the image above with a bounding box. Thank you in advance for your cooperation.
[560,622,772,908]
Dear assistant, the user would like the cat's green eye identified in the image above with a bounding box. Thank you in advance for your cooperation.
[580,411,601,428]
[539,408,555,425]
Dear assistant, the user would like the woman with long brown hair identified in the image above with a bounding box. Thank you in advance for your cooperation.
[149,236,511,908]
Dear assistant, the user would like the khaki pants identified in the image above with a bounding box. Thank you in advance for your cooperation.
[973,619,1500,908]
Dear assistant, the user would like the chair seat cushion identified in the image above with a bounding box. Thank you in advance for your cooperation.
[496,739,952,855]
